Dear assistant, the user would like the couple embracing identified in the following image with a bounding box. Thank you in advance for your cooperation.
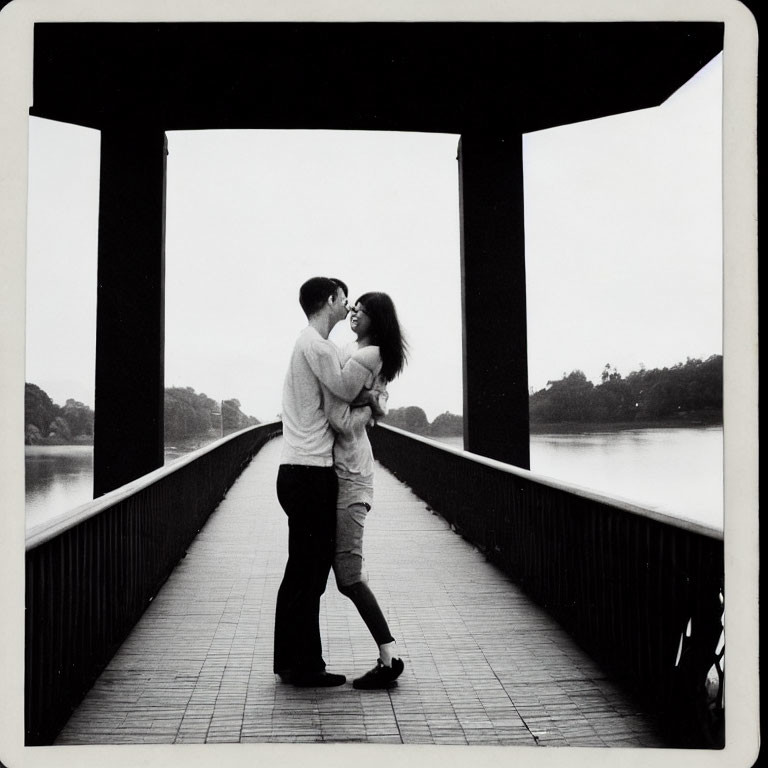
[274,276,407,690]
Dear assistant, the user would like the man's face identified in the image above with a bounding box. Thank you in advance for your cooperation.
[331,286,349,325]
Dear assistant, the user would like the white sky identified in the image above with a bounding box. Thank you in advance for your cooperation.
[25,53,722,423]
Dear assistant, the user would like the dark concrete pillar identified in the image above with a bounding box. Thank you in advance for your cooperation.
[94,127,167,496]
[458,134,530,469]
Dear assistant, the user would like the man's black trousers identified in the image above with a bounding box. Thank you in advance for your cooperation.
[273,464,338,676]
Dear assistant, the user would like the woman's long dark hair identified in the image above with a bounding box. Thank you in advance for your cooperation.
[356,292,408,383]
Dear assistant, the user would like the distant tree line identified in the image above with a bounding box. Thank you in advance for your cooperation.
[25,383,259,445]
[380,355,722,436]
[529,355,722,426]
[164,387,259,444]
[381,406,463,437]
[25,356,721,445]
[25,384,94,445]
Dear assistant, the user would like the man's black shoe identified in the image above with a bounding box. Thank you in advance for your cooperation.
[352,658,404,690]
[290,670,346,687]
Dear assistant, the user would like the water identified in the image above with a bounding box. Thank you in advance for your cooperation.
[25,426,723,532]
[435,426,723,530]
[534,427,723,529]
[24,445,191,530]
[25,445,95,529]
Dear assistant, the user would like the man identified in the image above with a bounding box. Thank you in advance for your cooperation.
[274,276,379,687]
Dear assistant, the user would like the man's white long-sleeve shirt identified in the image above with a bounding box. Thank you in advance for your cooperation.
[279,326,375,466]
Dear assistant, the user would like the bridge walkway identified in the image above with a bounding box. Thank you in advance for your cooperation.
[56,437,665,747]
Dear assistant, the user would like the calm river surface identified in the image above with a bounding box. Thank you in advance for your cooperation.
[435,426,723,530]
[25,446,182,530]
[25,426,723,531]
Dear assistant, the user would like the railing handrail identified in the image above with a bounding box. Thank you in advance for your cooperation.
[377,423,723,541]
[25,421,281,551]
[369,423,724,747]
[25,421,282,745]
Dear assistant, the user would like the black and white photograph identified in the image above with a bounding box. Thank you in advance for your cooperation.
[0,1,759,767]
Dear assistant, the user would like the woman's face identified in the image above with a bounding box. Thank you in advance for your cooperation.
[349,302,372,338]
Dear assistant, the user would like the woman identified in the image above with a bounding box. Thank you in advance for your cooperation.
[324,292,408,690]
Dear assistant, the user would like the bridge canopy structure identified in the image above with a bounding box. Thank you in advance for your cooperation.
[29,21,723,495]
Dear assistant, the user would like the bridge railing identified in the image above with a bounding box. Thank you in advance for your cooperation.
[24,420,283,746]
[369,424,724,749]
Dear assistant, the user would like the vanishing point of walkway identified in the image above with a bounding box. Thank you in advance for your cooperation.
[56,437,665,747]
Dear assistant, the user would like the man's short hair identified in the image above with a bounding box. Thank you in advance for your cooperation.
[299,276,348,318]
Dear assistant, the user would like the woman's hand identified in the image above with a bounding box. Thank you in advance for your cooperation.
[349,388,383,418]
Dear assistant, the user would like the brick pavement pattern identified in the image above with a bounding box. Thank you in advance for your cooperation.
[56,436,666,747]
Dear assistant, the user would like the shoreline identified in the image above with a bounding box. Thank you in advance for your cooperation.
[26,417,723,447]
[413,417,723,440]
[25,437,93,447]
[29,418,722,443]
[529,418,722,435]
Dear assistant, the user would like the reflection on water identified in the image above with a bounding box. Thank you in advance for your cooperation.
[25,445,94,529]
[26,427,724,532]
[435,426,723,530]
[25,445,190,530]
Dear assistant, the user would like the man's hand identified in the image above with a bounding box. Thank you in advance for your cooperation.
[351,388,387,420]
[369,396,387,420]
[368,390,389,420]
[351,389,377,408]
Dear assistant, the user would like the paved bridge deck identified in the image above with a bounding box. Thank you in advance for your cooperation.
[56,436,665,747]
